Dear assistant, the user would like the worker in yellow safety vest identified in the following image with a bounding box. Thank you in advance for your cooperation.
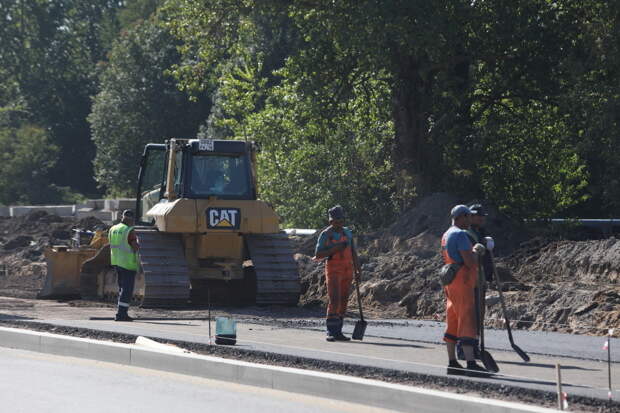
[109,209,140,322]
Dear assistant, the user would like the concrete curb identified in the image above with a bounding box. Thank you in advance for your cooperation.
[0,326,555,413]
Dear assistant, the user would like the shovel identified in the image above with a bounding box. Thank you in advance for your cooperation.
[478,260,500,373]
[352,277,367,340]
[489,251,530,362]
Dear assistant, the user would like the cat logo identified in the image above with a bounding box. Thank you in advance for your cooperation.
[206,208,240,230]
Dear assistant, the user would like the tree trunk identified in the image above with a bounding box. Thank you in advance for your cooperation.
[391,58,433,203]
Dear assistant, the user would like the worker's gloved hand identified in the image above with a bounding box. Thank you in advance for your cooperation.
[473,243,486,255]
[484,236,495,252]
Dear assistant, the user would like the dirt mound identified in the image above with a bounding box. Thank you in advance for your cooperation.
[298,193,526,318]
[296,193,619,335]
[485,238,620,335]
[0,212,107,299]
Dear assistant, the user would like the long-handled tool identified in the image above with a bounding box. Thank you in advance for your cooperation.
[478,257,500,373]
[489,251,530,362]
[352,276,367,340]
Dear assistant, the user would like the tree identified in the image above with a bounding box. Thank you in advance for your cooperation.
[0,0,123,196]
[89,17,211,195]
[162,1,610,223]
[0,124,63,205]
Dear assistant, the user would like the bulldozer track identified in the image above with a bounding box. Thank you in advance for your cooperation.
[246,233,300,305]
[136,228,190,308]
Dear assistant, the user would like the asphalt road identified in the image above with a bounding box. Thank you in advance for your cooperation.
[21,316,620,401]
[0,347,393,413]
[1,297,618,403]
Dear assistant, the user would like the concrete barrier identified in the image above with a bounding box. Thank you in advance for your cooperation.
[86,199,106,210]
[0,326,556,413]
[10,205,75,217]
[116,198,135,210]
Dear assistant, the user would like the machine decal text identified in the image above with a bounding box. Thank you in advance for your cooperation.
[207,208,240,229]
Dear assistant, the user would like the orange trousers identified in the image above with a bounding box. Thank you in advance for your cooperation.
[443,266,477,345]
[326,271,353,318]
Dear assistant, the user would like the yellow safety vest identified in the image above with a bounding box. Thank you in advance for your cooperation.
[109,223,138,271]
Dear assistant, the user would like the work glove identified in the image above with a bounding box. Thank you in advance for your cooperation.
[473,243,486,255]
[484,236,495,252]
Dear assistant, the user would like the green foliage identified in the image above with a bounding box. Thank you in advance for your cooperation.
[89,17,211,195]
[249,76,396,230]
[476,102,588,218]
[0,0,123,195]
[162,0,615,226]
[0,124,60,204]
[4,0,620,227]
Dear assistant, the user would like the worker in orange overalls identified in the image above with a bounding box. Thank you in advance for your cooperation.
[314,205,361,342]
[441,204,489,377]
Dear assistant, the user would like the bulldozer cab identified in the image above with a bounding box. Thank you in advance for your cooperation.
[136,139,257,225]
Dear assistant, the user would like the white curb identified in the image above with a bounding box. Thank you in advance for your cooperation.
[0,326,556,413]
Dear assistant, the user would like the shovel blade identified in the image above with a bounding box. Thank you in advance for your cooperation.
[513,345,530,362]
[352,320,367,340]
[481,350,500,373]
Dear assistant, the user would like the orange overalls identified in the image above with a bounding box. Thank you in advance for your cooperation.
[325,232,354,321]
[441,233,478,345]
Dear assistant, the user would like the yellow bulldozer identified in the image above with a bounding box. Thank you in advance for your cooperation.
[40,139,300,307]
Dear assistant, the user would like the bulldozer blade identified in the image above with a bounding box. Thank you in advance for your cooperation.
[39,247,97,299]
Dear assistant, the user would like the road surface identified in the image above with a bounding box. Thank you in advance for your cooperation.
[0,347,393,413]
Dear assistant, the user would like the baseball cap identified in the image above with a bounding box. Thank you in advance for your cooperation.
[469,204,488,216]
[450,204,472,219]
[122,209,134,218]
[328,205,345,220]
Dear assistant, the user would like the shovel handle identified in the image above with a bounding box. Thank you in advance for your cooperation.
[489,252,514,340]
[355,276,365,322]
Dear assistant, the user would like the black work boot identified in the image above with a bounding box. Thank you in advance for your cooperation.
[447,360,466,376]
[115,308,134,322]
[466,361,491,378]
[326,318,340,342]
[333,318,350,341]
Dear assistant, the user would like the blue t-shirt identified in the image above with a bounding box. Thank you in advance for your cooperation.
[315,227,353,255]
[442,226,472,264]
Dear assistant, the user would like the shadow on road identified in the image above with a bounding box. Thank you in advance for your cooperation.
[0,314,34,321]
[349,340,429,349]
[90,317,207,322]
[498,359,598,371]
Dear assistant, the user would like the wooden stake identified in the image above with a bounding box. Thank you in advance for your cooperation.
[556,363,563,410]
[208,287,212,345]
[608,329,613,400]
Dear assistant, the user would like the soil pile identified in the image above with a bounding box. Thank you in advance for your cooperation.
[0,212,106,298]
[296,193,619,335]
[489,237,620,335]
[297,193,526,316]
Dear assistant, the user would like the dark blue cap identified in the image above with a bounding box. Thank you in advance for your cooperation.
[328,205,345,220]
[450,204,471,219]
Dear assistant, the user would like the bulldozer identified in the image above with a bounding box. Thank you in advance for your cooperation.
[41,138,300,307]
